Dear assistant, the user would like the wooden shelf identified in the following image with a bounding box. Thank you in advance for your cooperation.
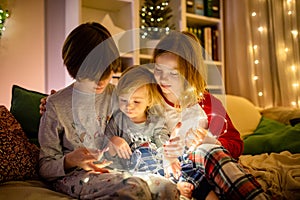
[79,0,224,94]
[186,13,221,26]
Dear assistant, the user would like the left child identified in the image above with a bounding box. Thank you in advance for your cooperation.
[38,22,153,199]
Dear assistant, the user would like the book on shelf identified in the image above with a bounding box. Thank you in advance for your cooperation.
[194,0,204,16]
[186,0,205,16]
[187,26,220,61]
[204,0,220,18]
[211,27,219,61]
[204,27,212,60]
[186,0,195,13]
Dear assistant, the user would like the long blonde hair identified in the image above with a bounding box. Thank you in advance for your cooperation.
[153,31,207,108]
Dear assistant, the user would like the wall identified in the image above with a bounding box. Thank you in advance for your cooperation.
[45,0,80,93]
[0,0,80,109]
[0,0,45,108]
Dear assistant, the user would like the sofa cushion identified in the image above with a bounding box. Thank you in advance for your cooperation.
[243,116,300,155]
[260,107,300,125]
[10,85,47,145]
[0,105,40,183]
[225,95,262,138]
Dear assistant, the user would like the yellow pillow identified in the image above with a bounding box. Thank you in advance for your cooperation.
[225,95,262,138]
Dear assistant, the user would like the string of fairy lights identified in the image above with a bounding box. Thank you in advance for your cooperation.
[286,0,300,107]
[140,0,173,40]
[250,0,299,107]
[0,7,9,36]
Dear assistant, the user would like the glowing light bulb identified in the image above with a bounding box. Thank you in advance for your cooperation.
[252,12,257,16]
[83,177,90,183]
[258,26,264,32]
[253,45,258,49]
[288,11,292,15]
[291,101,297,106]
[258,92,263,96]
[285,48,289,52]
[253,76,259,80]
[292,83,299,87]
[254,60,259,64]
[291,65,296,71]
[291,30,298,37]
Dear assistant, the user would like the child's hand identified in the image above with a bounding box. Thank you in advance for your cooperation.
[39,89,56,115]
[185,127,207,151]
[186,127,219,153]
[163,122,184,159]
[164,158,181,179]
[177,181,194,199]
[64,147,112,172]
[110,136,132,159]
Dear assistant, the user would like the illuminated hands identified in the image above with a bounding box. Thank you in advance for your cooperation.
[163,122,184,179]
[65,147,112,173]
[109,136,132,159]
[185,127,218,152]
[177,182,194,199]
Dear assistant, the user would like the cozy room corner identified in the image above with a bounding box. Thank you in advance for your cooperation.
[0,0,300,199]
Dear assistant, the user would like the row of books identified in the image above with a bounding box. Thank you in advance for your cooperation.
[186,0,220,18]
[187,26,220,61]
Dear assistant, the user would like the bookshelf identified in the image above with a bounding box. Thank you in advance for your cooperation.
[170,0,224,95]
[81,0,140,73]
[80,0,224,94]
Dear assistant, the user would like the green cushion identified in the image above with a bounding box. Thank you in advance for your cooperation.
[10,85,47,145]
[243,117,300,155]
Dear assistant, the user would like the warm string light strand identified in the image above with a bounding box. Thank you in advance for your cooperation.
[251,0,299,107]
[250,0,265,107]
[286,0,300,107]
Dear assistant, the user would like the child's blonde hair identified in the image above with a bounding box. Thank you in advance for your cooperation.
[153,31,207,109]
[116,65,163,113]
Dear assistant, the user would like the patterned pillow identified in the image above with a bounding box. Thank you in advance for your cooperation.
[0,105,40,183]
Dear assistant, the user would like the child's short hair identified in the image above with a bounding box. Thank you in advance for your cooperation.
[62,22,121,82]
[116,65,163,110]
[153,31,207,107]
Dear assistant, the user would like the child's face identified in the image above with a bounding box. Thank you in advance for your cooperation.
[95,72,113,94]
[154,53,185,99]
[118,85,149,123]
[76,72,113,94]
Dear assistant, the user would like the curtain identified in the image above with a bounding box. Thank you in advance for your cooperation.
[224,0,300,108]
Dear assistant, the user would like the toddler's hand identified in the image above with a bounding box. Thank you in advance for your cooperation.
[110,136,132,159]
[177,181,194,199]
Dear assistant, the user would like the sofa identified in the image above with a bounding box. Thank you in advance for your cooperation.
[0,85,300,199]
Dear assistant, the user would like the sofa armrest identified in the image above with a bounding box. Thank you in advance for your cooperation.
[225,95,262,138]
